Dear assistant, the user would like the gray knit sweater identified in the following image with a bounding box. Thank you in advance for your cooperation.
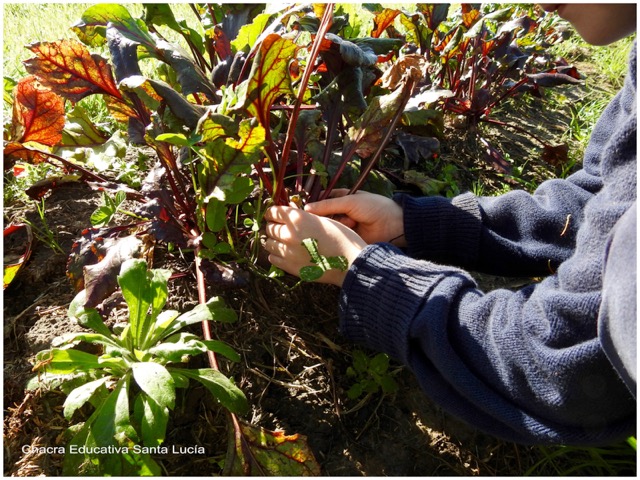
[339,43,636,445]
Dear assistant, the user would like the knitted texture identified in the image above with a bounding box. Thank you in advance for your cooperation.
[339,42,637,445]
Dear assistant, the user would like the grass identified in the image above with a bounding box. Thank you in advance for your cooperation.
[2,3,637,476]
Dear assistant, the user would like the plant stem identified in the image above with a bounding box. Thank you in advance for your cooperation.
[273,3,335,206]
[194,249,219,370]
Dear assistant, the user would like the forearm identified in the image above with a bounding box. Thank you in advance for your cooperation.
[339,243,636,445]
[398,174,597,276]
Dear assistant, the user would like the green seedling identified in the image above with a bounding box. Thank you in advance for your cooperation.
[346,350,399,400]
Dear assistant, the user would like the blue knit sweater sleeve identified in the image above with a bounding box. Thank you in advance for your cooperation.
[339,43,637,445]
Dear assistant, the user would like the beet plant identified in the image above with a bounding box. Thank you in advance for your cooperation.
[4,2,583,475]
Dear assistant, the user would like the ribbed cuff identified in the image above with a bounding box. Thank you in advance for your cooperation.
[338,243,439,364]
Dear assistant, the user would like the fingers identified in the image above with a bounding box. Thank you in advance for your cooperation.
[304,195,354,217]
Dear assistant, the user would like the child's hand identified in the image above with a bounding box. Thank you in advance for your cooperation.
[264,205,367,286]
[305,190,406,247]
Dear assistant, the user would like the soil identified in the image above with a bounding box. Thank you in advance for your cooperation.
[3,77,634,476]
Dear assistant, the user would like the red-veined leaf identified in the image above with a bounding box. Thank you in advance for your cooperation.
[24,39,122,101]
[4,223,33,289]
[420,3,450,31]
[371,9,401,38]
[461,6,481,28]
[226,421,321,476]
[244,33,297,127]
[10,75,65,147]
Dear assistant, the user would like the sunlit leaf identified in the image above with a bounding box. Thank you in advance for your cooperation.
[226,422,321,476]
[243,33,297,127]
[371,9,401,38]
[61,105,109,146]
[72,3,154,48]
[10,75,65,147]
[173,367,248,414]
[132,362,176,410]
[63,377,109,419]
[24,39,122,102]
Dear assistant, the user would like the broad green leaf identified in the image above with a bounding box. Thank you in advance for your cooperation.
[73,3,154,48]
[63,376,110,419]
[131,362,175,410]
[155,132,189,147]
[153,309,180,335]
[52,331,125,354]
[242,33,297,127]
[147,332,209,362]
[118,259,154,349]
[173,368,248,414]
[134,392,169,447]
[119,76,207,129]
[225,422,321,476]
[200,118,266,196]
[33,348,102,374]
[231,12,272,53]
[201,340,241,362]
[89,374,135,446]
[299,265,324,282]
[144,4,182,32]
[159,297,237,342]
[205,199,227,233]
[196,110,239,143]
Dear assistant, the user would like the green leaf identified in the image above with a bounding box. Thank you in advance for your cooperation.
[299,265,324,282]
[131,362,176,410]
[230,12,272,53]
[205,199,227,233]
[90,374,136,446]
[147,332,209,362]
[33,348,102,374]
[63,377,110,419]
[202,340,241,362]
[155,132,190,147]
[72,3,154,48]
[173,367,248,414]
[4,76,17,106]
[52,331,126,354]
[90,205,114,227]
[61,105,109,146]
[199,118,266,196]
[134,392,169,447]
[118,259,152,347]
[119,76,207,129]
[68,290,112,337]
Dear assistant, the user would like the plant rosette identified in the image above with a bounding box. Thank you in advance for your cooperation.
[28,258,247,476]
